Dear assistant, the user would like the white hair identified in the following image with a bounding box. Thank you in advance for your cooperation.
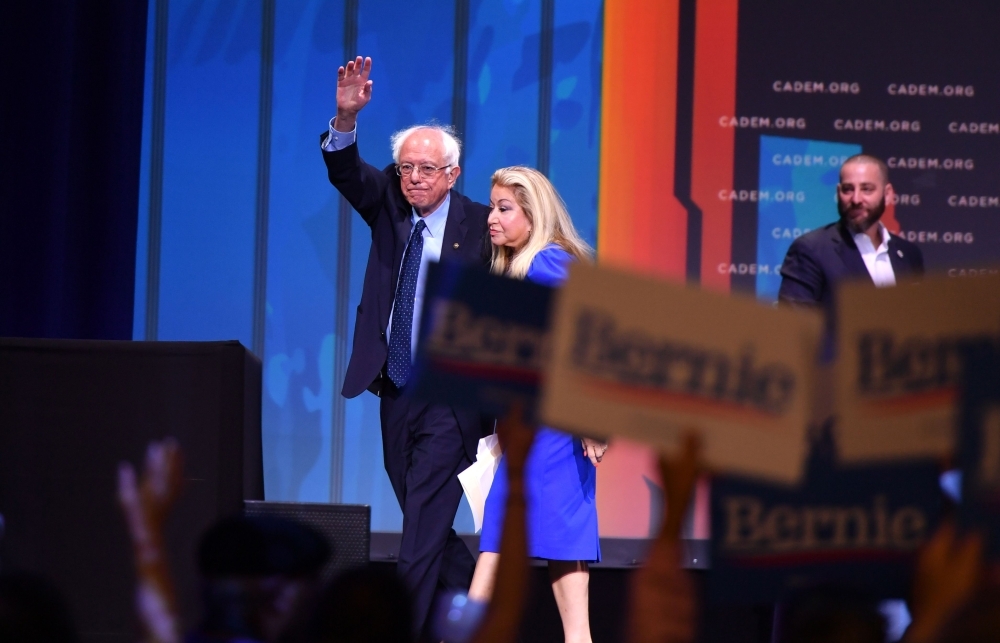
[390,123,462,168]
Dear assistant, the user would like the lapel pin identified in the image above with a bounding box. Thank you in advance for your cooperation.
[453,242,460,249]
[897,250,903,257]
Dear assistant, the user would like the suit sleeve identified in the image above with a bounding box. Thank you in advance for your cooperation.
[778,239,824,307]
[319,134,389,228]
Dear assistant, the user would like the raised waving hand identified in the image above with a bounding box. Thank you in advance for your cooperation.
[334,56,373,132]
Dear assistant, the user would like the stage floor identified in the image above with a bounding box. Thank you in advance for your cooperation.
[371,532,711,570]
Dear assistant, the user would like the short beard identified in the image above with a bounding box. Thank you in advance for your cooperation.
[839,195,886,234]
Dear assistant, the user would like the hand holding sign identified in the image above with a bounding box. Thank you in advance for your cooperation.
[469,405,533,643]
[627,433,702,643]
[906,522,984,643]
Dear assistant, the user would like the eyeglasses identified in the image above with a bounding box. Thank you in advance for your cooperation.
[396,163,452,178]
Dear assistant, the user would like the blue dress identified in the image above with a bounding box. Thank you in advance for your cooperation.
[478,245,601,562]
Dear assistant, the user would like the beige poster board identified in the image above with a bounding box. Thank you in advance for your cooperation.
[540,263,822,484]
[836,274,1000,462]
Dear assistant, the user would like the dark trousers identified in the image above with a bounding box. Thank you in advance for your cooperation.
[379,381,476,638]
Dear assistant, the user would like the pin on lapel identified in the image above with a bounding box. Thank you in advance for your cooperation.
[453,242,460,249]
[897,249,904,257]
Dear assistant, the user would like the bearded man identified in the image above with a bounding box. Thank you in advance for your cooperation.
[777,154,924,309]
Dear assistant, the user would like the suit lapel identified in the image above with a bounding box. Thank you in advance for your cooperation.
[887,236,910,277]
[391,196,413,299]
[833,222,871,282]
[441,191,469,262]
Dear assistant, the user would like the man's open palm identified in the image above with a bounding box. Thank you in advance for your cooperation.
[337,56,373,115]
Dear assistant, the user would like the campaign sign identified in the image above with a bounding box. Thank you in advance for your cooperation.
[541,263,822,484]
[836,274,1000,463]
[958,341,1000,561]
[409,261,554,416]
[709,443,941,603]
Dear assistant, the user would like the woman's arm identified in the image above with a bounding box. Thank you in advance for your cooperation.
[627,433,702,643]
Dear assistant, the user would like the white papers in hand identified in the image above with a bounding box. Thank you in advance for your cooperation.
[458,434,503,533]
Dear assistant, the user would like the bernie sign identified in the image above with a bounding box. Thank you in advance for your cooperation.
[541,263,822,484]
[836,274,1000,462]
[709,440,941,603]
[958,341,1000,562]
[410,261,554,416]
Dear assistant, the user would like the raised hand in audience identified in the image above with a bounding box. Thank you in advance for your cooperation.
[469,404,535,643]
[627,433,702,643]
[904,521,983,643]
[117,439,184,643]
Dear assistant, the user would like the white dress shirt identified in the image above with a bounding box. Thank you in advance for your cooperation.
[322,121,449,361]
[852,223,896,288]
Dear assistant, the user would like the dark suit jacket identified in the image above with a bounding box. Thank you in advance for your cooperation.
[321,137,491,455]
[778,221,925,308]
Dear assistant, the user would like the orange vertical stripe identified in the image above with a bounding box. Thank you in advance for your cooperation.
[595,0,687,538]
[598,0,687,279]
[691,0,738,292]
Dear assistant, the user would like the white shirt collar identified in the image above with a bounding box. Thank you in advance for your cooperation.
[852,223,890,252]
[411,193,450,239]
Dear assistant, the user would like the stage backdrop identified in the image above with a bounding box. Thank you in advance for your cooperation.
[134,0,1000,536]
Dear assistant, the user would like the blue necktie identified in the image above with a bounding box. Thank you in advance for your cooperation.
[387,219,426,388]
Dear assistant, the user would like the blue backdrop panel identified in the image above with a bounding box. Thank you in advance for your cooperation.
[461,0,541,206]
[260,0,345,504]
[158,0,261,345]
[755,136,861,302]
[548,0,603,248]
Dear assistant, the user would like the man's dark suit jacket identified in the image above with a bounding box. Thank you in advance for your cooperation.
[778,221,925,307]
[322,138,491,458]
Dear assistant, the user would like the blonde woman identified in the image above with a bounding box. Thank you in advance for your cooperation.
[469,166,605,643]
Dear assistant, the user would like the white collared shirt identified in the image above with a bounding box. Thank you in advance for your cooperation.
[852,224,896,288]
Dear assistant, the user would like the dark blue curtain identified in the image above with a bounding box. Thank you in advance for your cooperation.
[0,1,148,339]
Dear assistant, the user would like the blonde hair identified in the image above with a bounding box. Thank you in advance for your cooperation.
[489,166,593,279]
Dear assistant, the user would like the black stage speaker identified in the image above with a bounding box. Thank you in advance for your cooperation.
[244,501,370,582]
[0,339,263,643]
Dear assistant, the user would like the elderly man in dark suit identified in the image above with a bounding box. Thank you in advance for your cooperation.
[320,56,491,638]
[779,154,924,309]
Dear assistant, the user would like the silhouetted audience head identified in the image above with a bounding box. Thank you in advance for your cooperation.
[0,571,78,643]
[312,566,414,643]
[774,583,885,643]
[191,515,330,643]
